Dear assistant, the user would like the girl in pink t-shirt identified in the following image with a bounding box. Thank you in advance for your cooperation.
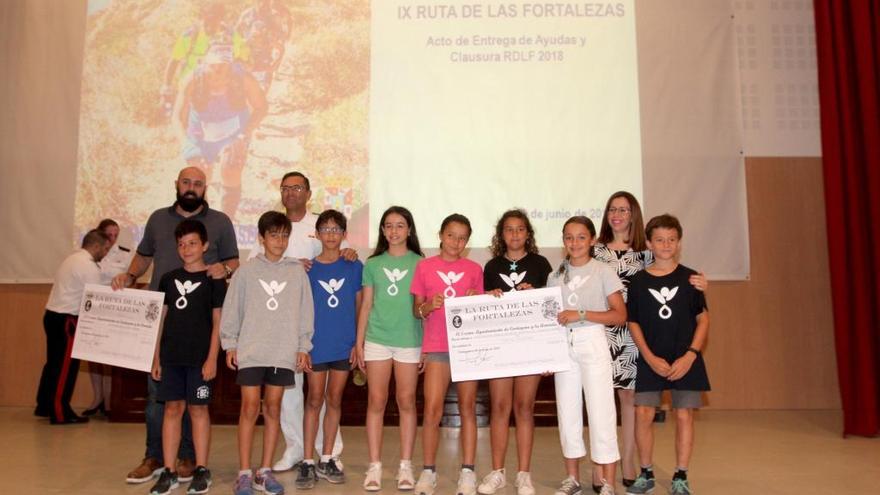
[410,213,483,495]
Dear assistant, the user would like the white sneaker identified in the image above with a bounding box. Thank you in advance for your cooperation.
[457,468,478,495]
[364,462,382,492]
[515,471,536,495]
[477,468,506,494]
[397,461,415,491]
[554,476,583,495]
[599,480,616,495]
[271,448,301,472]
[414,469,437,495]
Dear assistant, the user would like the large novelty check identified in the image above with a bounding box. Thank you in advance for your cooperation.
[71,284,164,372]
[444,287,570,382]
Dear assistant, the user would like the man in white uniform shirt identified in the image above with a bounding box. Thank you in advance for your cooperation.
[81,219,134,417]
[96,218,134,286]
[35,229,110,424]
[249,171,357,471]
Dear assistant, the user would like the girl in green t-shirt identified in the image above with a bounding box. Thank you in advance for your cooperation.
[355,206,424,492]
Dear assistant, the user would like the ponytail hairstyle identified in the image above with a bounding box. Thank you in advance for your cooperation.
[440,213,472,237]
[439,213,472,250]
[489,208,538,258]
[555,215,597,284]
[371,206,424,258]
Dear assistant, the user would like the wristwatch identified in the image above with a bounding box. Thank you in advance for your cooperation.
[687,347,701,357]
[577,310,586,321]
[223,263,234,279]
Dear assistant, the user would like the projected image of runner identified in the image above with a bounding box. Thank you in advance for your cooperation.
[76,0,370,248]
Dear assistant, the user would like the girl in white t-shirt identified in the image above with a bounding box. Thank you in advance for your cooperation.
[548,216,627,495]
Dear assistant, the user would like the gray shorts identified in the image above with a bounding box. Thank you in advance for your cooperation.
[424,352,450,363]
[635,390,703,409]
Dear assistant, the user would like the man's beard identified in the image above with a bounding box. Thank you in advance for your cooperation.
[176,191,205,212]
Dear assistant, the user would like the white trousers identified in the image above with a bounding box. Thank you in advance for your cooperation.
[554,325,620,464]
[279,371,344,459]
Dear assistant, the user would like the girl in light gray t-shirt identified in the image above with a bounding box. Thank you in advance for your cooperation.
[547,216,626,495]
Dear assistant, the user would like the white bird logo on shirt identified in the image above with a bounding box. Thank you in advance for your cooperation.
[437,271,465,298]
[259,279,287,311]
[649,286,679,320]
[499,271,527,291]
[318,278,345,308]
[566,275,589,306]
[383,268,408,296]
[173,279,202,309]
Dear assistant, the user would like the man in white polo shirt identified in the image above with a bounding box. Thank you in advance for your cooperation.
[35,229,110,424]
[249,171,357,471]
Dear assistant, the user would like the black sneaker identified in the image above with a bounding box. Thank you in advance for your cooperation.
[316,458,345,484]
[150,468,179,495]
[187,466,212,494]
[295,462,317,490]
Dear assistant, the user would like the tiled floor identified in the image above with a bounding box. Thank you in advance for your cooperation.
[5,407,877,494]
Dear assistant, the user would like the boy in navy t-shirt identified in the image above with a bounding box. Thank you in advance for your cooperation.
[626,214,709,495]
[296,210,363,489]
[150,219,226,495]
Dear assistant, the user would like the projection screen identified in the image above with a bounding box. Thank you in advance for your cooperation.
[0,0,748,282]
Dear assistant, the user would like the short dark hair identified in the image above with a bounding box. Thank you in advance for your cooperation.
[281,171,310,191]
[316,209,347,231]
[81,229,109,249]
[258,211,292,236]
[174,219,208,242]
[645,214,683,240]
[96,218,119,232]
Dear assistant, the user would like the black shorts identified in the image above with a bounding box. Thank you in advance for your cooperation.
[311,359,351,372]
[236,366,296,387]
[157,365,213,405]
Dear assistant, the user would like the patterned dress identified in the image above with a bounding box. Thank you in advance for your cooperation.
[593,244,653,390]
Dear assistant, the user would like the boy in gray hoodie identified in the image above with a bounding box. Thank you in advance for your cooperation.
[221,211,314,495]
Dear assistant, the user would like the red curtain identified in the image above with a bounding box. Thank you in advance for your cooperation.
[814,0,880,437]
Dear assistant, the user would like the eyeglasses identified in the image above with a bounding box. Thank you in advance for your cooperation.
[280,185,307,193]
[608,207,631,215]
[318,227,344,234]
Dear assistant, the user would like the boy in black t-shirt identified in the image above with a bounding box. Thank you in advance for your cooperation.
[149,219,226,495]
[626,214,709,495]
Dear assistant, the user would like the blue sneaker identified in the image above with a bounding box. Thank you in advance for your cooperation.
[233,472,253,495]
[254,468,284,495]
[669,478,692,495]
[625,473,654,495]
